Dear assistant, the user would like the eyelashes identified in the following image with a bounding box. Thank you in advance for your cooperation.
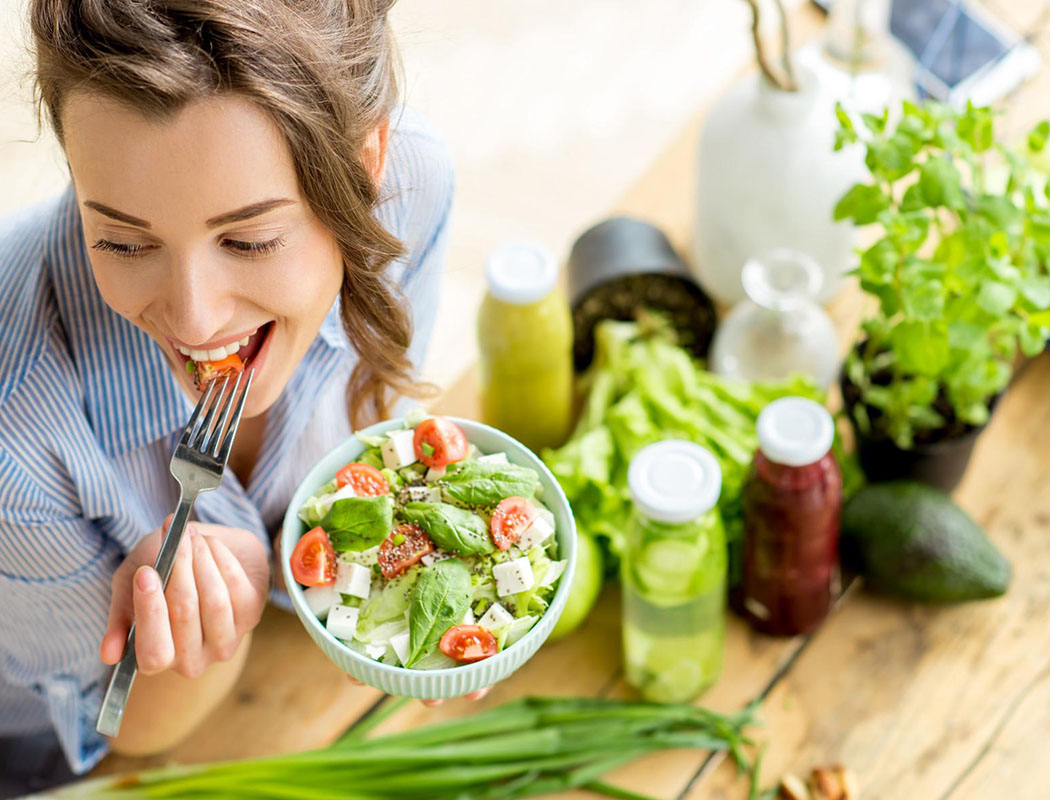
[90,236,287,260]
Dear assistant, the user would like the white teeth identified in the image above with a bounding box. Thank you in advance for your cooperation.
[174,327,257,362]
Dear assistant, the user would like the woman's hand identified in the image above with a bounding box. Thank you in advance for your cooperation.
[100,517,270,678]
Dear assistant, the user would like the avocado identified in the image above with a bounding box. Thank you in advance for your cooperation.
[841,482,1010,602]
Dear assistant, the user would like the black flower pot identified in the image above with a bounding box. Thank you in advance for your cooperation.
[839,367,994,494]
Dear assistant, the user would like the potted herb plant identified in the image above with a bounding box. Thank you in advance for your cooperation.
[834,101,1050,491]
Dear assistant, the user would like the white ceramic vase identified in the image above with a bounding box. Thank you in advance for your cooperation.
[692,66,866,305]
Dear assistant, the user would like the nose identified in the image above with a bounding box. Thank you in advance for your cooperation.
[162,252,236,347]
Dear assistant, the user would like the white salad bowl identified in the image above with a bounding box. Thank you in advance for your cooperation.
[281,416,577,699]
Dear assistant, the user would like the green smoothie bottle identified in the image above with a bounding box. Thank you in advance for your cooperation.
[622,440,727,703]
[477,242,573,452]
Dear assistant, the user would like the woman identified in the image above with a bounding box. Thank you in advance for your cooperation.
[0,0,461,786]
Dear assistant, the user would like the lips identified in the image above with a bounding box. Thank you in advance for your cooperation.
[173,321,274,374]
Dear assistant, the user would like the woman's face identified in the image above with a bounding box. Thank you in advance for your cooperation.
[62,93,345,418]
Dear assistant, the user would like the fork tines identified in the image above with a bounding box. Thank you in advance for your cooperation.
[182,369,255,460]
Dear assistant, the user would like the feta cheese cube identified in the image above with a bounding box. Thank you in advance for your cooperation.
[304,585,340,620]
[462,607,476,625]
[390,631,411,665]
[478,602,514,630]
[478,452,508,465]
[517,512,555,552]
[318,484,357,518]
[381,430,417,470]
[424,465,447,482]
[334,562,371,600]
[493,557,534,597]
[326,605,360,640]
[364,643,387,660]
[404,485,432,503]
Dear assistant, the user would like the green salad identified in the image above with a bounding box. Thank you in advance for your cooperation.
[289,413,566,670]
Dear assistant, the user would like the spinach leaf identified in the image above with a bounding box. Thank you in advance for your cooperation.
[406,559,471,666]
[321,494,394,552]
[401,502,494,556]
[440,461,539,507]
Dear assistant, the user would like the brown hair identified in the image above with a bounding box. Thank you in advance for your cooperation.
[31,0,433,427]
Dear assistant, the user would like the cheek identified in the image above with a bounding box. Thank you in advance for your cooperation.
[86,255,155,320]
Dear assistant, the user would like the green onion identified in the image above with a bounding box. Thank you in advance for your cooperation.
[57,696,759,799]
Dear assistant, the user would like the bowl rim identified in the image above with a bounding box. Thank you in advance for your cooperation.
[280,415,578,680]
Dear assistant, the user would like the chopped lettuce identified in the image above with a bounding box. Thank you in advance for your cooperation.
[541,316,857,584]
[298,479,340,528]
[356,568,419,640]
[382,467,404,491]
[492,615,539,650]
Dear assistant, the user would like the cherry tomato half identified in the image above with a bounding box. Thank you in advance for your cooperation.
[377,523,435,579]
[335,462,390,496]
[413,417,469,468]
[439,624,499,663]
[490,496,536,551]
[290,527,336,587]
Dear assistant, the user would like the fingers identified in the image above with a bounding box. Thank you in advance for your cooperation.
[100,562,135,664]
[132,566,175,675]
[165,530,204,677]
[420,687,492,707]
[206,536,264,633]
[193,533,238,663]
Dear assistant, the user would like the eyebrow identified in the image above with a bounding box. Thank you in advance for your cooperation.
[82,198,297,230]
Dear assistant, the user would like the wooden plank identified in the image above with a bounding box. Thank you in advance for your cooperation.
[687,354,1050,799]
[947,663,1050,800]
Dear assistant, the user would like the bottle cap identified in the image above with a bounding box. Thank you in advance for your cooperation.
[757,397,835,467]
[485,242,558,304]
[627,440,722,524]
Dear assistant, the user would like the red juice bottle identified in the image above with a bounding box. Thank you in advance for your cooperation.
[736,397,842,636]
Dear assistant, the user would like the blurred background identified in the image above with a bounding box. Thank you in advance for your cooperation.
[0,0,801,388]
[0,0,1046,388]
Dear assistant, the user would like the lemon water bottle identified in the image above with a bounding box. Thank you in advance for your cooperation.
[622,441,727,703]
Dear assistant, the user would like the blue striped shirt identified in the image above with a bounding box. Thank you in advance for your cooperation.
[0,108,453,773]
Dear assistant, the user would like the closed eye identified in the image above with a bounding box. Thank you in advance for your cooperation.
[222,236,286,257]
[91,239,153,259]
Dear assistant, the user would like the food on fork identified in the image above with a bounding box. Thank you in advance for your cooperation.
[177,321,274,391]
[187,353,244,392]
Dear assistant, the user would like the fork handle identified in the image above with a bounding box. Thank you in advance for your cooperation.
[96,492,198,737]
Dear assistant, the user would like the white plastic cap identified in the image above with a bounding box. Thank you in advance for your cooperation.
[627,441,722,524]
[485,242,558,304]
[757,397,834,467]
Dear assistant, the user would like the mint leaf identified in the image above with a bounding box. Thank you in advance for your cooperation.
[919,157,965,210]
[833,183,888,225]
[322,494,394,552]
[901,280,944,320]
[977,282,1018,316]
[890,320,949,377]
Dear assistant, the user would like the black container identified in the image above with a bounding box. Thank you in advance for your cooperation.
[840,369,992,493]
[567,216,717,371]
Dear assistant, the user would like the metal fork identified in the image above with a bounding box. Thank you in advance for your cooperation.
[96,369,254,738]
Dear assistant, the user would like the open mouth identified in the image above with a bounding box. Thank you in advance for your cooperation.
[175,321,275,389]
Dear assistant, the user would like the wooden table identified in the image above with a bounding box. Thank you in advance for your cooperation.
[95,4,1050,797]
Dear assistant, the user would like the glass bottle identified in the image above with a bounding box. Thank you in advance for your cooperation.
[622,441,726,703]
[797,0,916,116]
[734,397,843,636]
[709,249,839,389]
[477,242,573,452]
